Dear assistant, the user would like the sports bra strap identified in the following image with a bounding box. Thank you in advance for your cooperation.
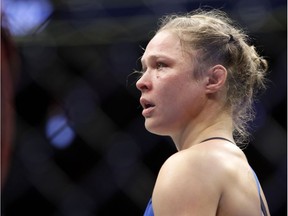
[200,137,234,144]
[251,169,268,216]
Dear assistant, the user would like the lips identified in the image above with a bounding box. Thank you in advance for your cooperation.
[140,98,155,109]
[140,98,155,117]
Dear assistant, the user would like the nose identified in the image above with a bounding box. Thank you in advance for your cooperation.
[136,72,151,92]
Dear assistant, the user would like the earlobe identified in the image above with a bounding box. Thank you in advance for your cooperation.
[206,65,227,93]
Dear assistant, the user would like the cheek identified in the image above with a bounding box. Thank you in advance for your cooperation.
[159,79,191,112]
[147,82,202,135]
[156,70,200,109]
[166,81,203,115]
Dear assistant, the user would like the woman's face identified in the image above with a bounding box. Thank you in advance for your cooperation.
[136,31,207,136]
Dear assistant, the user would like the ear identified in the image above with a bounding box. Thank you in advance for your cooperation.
[205,65,227,94]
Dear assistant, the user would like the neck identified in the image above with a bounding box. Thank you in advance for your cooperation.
[171,105,234,151]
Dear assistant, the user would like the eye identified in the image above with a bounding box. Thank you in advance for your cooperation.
[156,62,167,70]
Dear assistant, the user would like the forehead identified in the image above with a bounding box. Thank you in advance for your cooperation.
[141,31,184,63]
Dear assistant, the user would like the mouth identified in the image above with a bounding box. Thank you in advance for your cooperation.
[140,98,156,117]
[143,102,155,109]
[140,98,155,110]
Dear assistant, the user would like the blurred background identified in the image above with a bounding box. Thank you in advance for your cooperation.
[1,0,286,215]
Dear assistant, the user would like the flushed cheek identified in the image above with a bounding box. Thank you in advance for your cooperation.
[156,79,188,108]
[160,82,200,116]
[155,90,185,119]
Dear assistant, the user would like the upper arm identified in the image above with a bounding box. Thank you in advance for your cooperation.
[152,151,223,216]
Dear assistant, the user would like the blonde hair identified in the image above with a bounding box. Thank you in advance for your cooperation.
[157,9,268,146]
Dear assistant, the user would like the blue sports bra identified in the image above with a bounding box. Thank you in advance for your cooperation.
[143,137,268,216]
[143,198,154,216]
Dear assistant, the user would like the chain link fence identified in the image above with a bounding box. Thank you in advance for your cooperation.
[2,0,287,215]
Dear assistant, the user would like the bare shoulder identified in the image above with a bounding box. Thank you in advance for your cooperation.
[152,141,261,215]
[156,141,248,187]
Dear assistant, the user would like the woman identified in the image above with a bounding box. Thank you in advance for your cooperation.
[136,9,270,216]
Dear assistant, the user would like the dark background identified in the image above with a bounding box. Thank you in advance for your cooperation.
[1,0,287,215]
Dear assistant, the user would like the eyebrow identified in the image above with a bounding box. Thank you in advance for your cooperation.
[141,54,173,66]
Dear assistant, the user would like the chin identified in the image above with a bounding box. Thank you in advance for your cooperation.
[145,121,170,136]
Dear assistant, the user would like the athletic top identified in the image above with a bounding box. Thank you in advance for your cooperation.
[143,137,268,216]
[252,170,268,216]
[143,198,154,216]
